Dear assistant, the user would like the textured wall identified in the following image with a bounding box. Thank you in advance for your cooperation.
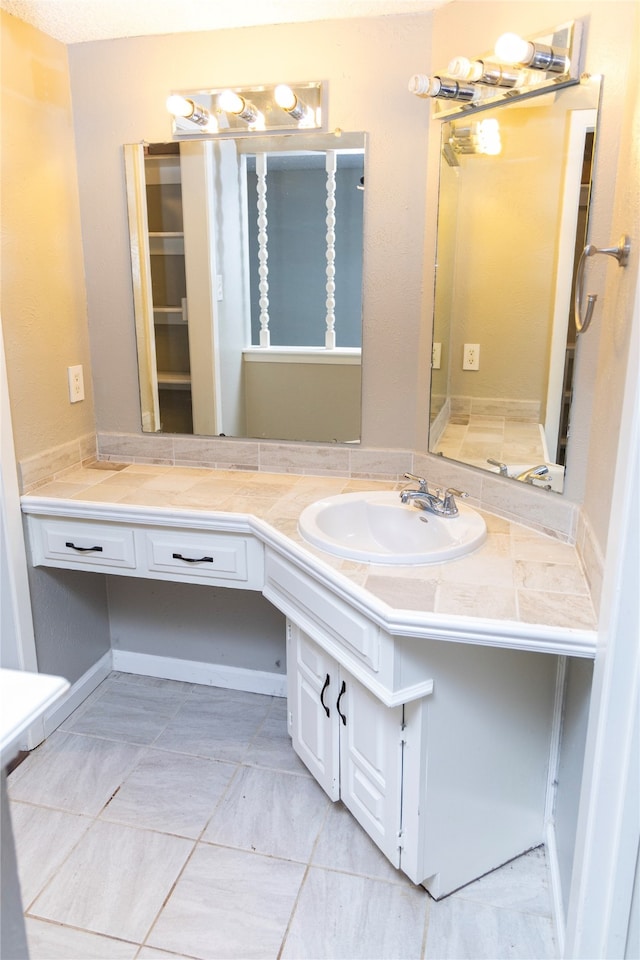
[0,11,95,461]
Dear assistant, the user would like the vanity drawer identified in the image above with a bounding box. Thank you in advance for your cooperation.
[264,552,380,670]
[33,518,136,570]
[142,529,263,588]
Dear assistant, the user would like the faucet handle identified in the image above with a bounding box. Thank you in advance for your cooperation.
[403,472,428,492]
[442,487,468,515]
[487,458,508,476]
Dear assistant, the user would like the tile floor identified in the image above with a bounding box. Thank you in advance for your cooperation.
[8,672,558,960]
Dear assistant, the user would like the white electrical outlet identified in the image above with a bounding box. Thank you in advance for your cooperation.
[432,342,442,369]
[463,343,480,371]
[67,364,84,403]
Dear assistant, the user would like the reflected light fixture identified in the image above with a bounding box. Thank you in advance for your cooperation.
[408,74,480,103]
[218,89,262,127]
[447,56,519,88]
[409,21,580,113]
[274,84,312,123]
[494,32,569,73]
[448,118,502,158]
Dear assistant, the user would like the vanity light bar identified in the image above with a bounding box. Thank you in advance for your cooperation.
[166,81,325,138]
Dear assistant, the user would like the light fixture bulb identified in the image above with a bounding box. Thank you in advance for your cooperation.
[166,94,194,118]
[447,57,483,83]
[166,94,211,127]
[274,84,311,123]
[408,74,479,103]
[218,89,260,125]
[495,32,533,65]
[218,90,245,114]
[274,84,296,111]
[495,32,568,73]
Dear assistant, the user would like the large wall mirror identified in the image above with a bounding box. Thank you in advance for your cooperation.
[429,76,601,495]
[125,131,365,443]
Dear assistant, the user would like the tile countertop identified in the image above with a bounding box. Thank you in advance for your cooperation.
[21,461,598,657]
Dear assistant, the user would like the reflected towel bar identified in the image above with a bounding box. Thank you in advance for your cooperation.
[574,234,631,334]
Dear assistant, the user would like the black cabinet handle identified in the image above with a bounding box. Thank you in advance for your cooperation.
[336,680,347,726]
[171,553,214,564]
[320,673,331,718]
[65,542,103,552]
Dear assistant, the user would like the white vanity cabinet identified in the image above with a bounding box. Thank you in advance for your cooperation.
[22,497,575,901]
[287,621,404,868]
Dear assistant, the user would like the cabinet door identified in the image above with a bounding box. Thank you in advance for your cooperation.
[287,624,340,800]
[338,673,403,869]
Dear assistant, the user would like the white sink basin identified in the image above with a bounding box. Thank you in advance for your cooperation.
[298,491,487,564]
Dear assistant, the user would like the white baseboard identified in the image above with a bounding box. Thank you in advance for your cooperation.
[111,649,287,698]
[545,820,566,958]
[42,651,113,740]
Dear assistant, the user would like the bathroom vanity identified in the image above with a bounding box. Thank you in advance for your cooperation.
[21,464,596,899]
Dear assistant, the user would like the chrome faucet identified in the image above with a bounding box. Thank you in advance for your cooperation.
[514,464,550,484]
[400,473,468,517]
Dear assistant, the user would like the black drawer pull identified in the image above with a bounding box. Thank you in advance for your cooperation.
[336,680,347,726]
[320,673,331,718]
[172,553,214,564]
[65,541,103,552]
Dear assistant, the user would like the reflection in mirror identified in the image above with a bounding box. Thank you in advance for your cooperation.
[125,131,365,443]
[429,77,601,495]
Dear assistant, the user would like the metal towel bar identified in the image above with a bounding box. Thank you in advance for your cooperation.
[574,234,631,334]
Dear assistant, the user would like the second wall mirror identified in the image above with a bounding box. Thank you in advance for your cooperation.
[429,75,601,495]
[125,130,366,444]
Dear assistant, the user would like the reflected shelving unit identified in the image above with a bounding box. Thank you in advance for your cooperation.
[145,149,193,434]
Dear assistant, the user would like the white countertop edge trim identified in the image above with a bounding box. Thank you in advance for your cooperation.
[21,495,597,659]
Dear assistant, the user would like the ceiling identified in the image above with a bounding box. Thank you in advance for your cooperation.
[0,0,447,44]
